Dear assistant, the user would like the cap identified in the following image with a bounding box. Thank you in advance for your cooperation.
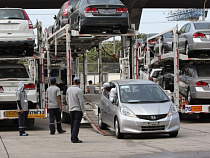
[88,80,92,82]
[50,78,56,82]
[103,82,110,88]
[73,77,80,82]
[72,52,78,57]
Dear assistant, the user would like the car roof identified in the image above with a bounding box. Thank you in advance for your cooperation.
[110,79,155,85]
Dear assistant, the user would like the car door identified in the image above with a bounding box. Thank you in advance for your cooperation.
[106,83,119,127]
[100,88,110,125]
[179,24,187,52]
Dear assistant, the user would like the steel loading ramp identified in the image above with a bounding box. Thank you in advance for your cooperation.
[84,94,114,136]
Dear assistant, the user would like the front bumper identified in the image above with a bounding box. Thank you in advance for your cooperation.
[119,113,180,134]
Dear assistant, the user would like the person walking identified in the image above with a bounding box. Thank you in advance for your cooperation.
[16,81,29,136]
[88,80,96,94]
[66,77,86,143]
[46,78,66,135]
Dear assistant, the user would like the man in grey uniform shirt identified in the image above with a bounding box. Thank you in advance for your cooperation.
[88,80,96,94]
[66,77,86,143]
[46,78,66,135]
[16,81,29,136]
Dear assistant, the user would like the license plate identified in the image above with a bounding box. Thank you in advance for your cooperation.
[191,106,202,112]
[143,122,159,126]
[98,9,115,14]
[5,109,46,118]
[6,111,18,117]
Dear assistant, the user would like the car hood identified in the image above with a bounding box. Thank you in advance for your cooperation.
[122,102,171,115]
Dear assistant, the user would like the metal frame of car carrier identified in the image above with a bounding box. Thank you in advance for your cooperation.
[139,25,210,116]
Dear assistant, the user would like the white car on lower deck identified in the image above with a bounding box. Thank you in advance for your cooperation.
[0,64,38,110]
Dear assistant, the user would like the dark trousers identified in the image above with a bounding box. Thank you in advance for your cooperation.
[70,111,83,142]
[18,111,28,135]
[49,108,62,134]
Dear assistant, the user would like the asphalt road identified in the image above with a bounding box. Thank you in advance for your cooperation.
[0,118,210,158]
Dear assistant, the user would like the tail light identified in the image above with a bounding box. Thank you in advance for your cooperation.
[193,32,206,38]
[84,7,98,13]
[23,10,33,29]
[25,84,36,90]
[63,1,70,16]
[196,81,208,87]
[0,86,4,91]
[116,7,128,13]
[149,77,153,81]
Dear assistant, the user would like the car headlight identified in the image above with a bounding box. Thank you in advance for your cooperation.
[120,106,136,118]
[168,104,177,116]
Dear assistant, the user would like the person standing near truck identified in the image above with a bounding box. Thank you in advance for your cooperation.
[66,77,86,143]
[88,80,96,94]
[46,78,66,135]
[16,81,29,136]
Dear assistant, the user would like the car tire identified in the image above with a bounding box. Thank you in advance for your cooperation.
[27,118,35,126]
[185,43,190,55]
[98,110,107,129]
[61,112,71,123]
[169,131,178,137]
[115,118,124,139]
[25,48,34,56]
[78,19,85,34]
[120,26,128,34]
[187,89,194,104]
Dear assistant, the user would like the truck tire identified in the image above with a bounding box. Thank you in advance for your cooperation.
[27,118,35,126]
[61,112,71,123]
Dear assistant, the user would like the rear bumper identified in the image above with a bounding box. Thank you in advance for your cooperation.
[81,16,129,28]
[190,39,210,50]
[0,40,35,47]
[192,87,210,99]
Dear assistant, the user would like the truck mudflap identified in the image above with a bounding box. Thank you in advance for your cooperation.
[0,109,47,119]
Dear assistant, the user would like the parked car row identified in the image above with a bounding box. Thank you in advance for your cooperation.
[48,0,130,35]
[139,22,210,58]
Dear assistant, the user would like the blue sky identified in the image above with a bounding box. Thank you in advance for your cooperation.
[26,9,210,35]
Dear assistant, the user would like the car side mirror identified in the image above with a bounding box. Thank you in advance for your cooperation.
[53,15,57,20]
[168,96,172,101]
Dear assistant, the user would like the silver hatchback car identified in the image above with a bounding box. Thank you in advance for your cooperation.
[98,80,180,139]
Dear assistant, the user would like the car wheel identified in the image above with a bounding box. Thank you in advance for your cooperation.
[78,19,85,34]
[115,118,124,139]
[187,89,194,104]
[25,48,34,56]
[98,110,107,129]
[120,26,128,34]
[61,112,71,123]
[185,43,190,55]
[169,131,178,137]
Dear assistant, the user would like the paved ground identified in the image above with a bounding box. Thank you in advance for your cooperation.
[0,118,210,158]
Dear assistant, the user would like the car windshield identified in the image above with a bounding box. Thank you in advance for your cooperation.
[0,68,29,79]
[87,0,122,4]
[119,84,169,103]
[0,9,26,20]
[196,67,210,77]
[194,23,210,29]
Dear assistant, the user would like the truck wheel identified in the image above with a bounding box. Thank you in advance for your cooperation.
[98,110,107,129]
[115,118,124,139]
[27,118,35,126]
[61,112,71,123]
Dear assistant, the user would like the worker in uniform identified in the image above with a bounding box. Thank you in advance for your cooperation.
[88,80,96,94]
[103,82,111,99]
[66,77,86,143]
[46,78,66,135]
[16,81,29,136]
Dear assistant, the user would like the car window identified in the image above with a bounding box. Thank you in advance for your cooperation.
[185,24,191,33]
[194,23,210,29]
[69,0,80,8]
[180,25,187,34]
[0,9,26,20]
[87,0,121,4]
[119,84,169,103]
[164,32,173,38]
[196,67,210,77]
[0,68,29,78]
